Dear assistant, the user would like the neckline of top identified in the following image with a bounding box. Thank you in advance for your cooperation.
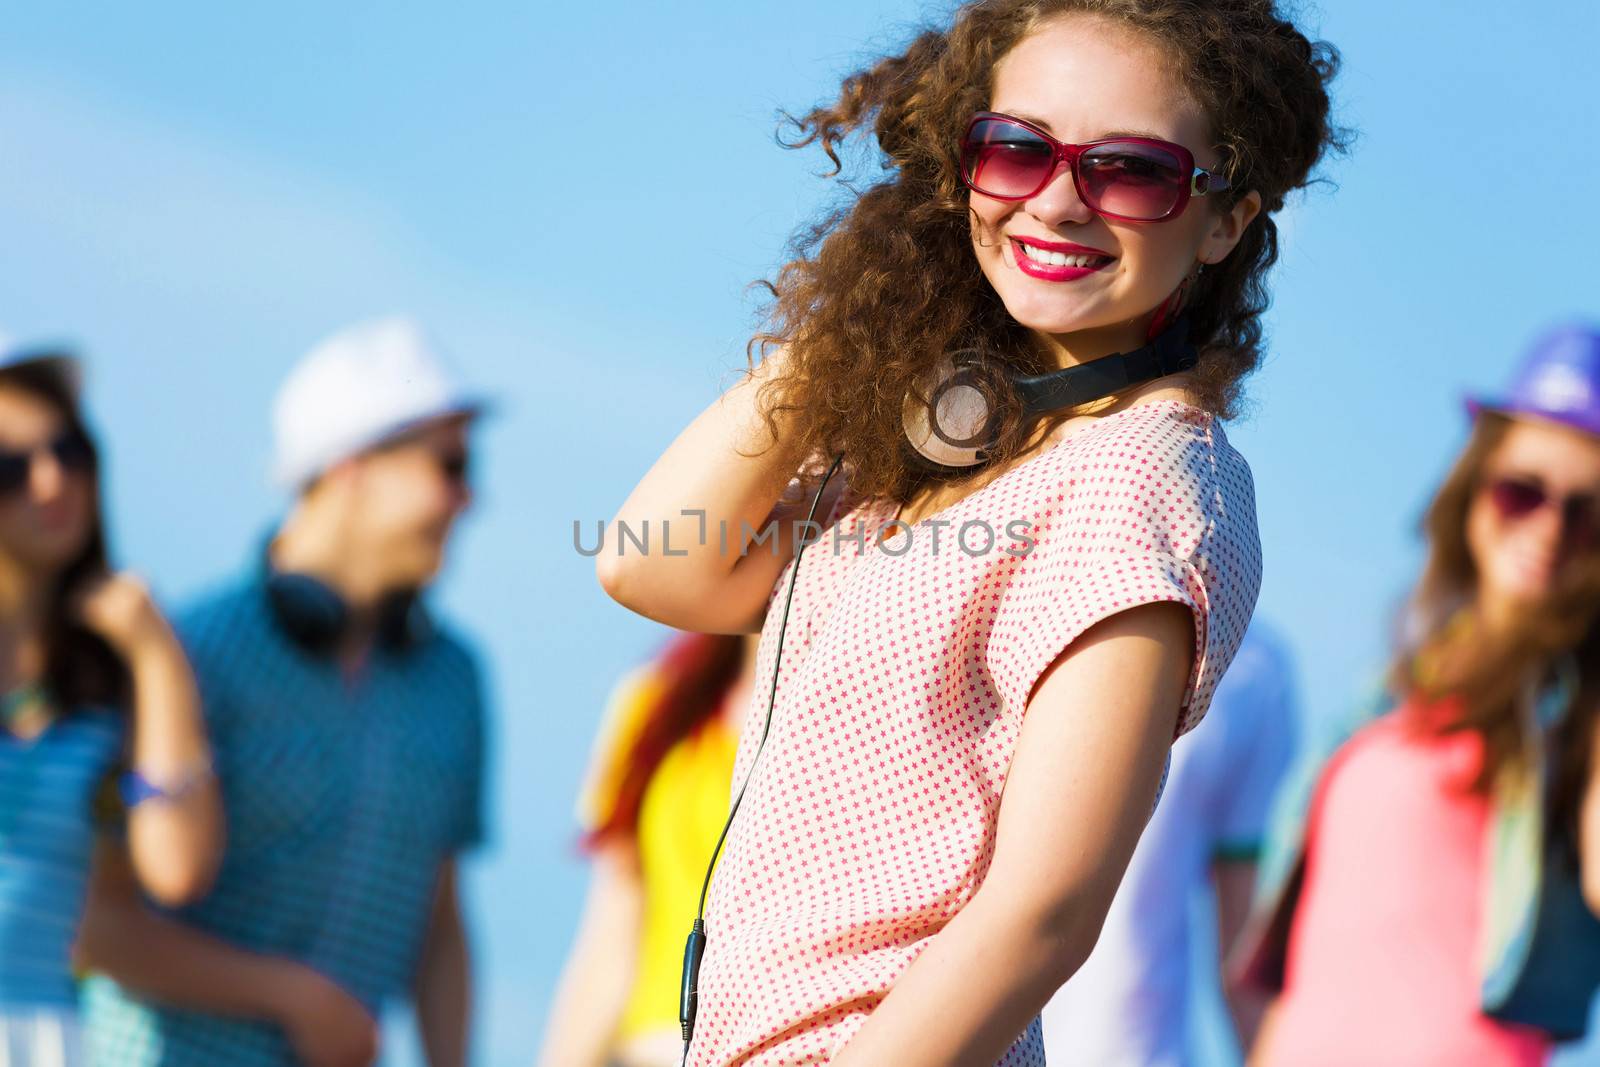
[873,396,1213,539]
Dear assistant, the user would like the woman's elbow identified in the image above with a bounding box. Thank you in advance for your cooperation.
[595,548,633,606]
[131,835,222,908]
[137,863,213,909]
[1018,887,1115,987]
[595,552,673,625]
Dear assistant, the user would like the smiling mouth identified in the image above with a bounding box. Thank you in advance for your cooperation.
[1012,239,1114,271]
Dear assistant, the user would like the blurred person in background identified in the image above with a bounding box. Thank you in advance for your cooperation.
[1041,618,1300,1066]
[537,631,759,1067]
[76,318,490,1067]
[1,338,221,1067]
[1237,323,1600,1067]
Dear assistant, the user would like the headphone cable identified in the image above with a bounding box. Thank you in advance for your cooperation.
[678,451,846,1066]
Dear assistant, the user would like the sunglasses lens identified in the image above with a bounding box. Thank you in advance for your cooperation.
[1563,497,1598,547]
[1079,141,1189,220]
[51,432,94,472]
[440,452,469,486]
[0,453,27,495]
[1488,477,1546,519]
[962,119,1055,198]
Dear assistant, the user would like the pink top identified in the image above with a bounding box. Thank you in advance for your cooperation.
[688,399,1263,1066]
[1256,703,1552,1067]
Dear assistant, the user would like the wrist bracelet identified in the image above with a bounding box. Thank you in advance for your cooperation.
[119,756,214,808]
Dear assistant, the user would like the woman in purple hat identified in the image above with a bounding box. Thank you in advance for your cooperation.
[1,343,221,1066]
[1237,323,1600,1066]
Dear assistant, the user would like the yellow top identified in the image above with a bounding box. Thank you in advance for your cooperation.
[575,665,740,1041]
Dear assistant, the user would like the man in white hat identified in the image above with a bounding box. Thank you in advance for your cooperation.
[79,317,490,1067]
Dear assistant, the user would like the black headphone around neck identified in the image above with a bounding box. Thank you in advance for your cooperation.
[901,315,1199,470]
[259,541,431,658]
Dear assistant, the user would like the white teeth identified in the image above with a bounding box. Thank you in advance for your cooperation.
[1019,242,1103,270]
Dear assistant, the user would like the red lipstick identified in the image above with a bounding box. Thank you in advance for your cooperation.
[1009,236,1115,282]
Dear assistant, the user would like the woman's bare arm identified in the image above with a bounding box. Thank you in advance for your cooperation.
[596,347,831,634]
[535,840,645,1067]
[830,602,1193,1066]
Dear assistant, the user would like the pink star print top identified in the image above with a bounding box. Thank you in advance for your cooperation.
[688,398,1263,1066]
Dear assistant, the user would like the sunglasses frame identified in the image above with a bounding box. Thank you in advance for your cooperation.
[1482,474,1598,547]
[367,429,472,489]
[959,111,1231,223]
[0,430,96,497]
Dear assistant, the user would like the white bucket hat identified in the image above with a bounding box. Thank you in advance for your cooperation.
[271,316,485,491]
[0,330,83,395]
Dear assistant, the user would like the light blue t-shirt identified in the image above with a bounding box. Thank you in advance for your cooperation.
[83,571,488,1067]
[0,707,124,1009]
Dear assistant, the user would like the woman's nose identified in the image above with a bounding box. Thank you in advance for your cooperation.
[30,452,66,501]
[1517,503,1567,554]
[1024,160,1096,227]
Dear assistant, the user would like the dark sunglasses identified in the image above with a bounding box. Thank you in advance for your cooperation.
[372,432,472,489]
[1482,475,1598,548]
[0,430,95,497]
[432,449,470,488]
[959,111,1231,223]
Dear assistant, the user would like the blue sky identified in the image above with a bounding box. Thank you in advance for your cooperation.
[4,1,1598,1063]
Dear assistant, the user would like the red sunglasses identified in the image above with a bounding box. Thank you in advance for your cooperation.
[959,111,1230,223]
[1482,475,1598,548]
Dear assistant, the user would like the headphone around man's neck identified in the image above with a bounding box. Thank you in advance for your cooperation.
[259,540,431,658]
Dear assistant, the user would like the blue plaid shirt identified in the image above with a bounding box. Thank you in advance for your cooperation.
[83,568,488,1066]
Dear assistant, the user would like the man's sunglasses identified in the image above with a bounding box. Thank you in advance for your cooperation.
[0,430,95,497]
[371,431,471,489]
[1482,475,1598,548]
[959,111,1231,223]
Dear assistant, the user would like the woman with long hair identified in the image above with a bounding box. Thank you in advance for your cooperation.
[538,632,759,1067]
[598,2,1343,1063]
[0,343,221,1066]
[1238,323,1600,1066]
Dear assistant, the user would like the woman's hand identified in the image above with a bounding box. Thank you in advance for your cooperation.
[598,348,814,633]
[73,571,226,905]
[70,571,178,661]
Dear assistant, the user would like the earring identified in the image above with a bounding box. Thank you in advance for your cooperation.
[1145,262,1206,341]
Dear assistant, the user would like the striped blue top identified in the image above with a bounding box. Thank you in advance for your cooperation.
[0,707,124,1008]
[82,569,488,1067]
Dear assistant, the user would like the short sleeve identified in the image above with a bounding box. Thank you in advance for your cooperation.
[451,654,491,852]
[171,596,243,744]
[1208,626,1302,860]
[986,411,1260,740]
[573,664,667,838]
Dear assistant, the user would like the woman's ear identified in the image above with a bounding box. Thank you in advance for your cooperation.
[1199,190,1263,265]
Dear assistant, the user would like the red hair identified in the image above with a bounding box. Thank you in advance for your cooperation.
[580,631,745,850]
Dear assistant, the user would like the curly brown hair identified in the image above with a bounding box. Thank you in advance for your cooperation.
[748,0,1347,504]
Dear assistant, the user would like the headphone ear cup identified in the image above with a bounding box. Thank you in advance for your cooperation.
[902,351,1012,469]
[266,572,348,655]
[375,588,429,652]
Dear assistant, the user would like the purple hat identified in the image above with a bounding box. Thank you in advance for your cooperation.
[1468,322,1600,438]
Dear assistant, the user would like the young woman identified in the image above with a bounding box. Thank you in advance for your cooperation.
[597,3,1342,1063]
[1240,324,1600,1067]
[539,632,759,1067]
[0,346,221,1066]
